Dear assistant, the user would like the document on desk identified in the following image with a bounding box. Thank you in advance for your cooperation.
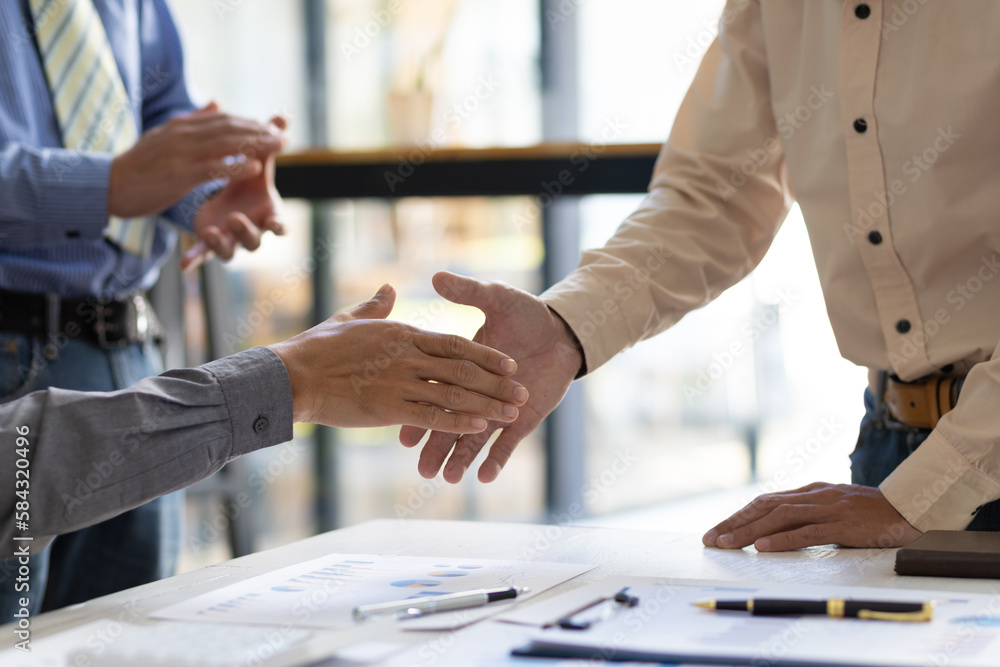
[512,576,1000,666]
[152,553,593,631]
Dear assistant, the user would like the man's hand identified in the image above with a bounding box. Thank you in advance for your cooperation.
[183,113,288,269]
[702,482,922,551]
[267,284,528,431]
[398,271,583,483]
[108,102,284,220]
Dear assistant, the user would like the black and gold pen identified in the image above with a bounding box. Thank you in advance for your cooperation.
[693,598,934,622]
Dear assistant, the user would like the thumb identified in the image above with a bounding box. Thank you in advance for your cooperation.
[432,271,497,313]
[342,284,396,321]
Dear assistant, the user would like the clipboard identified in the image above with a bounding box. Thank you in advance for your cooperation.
[510,576,1000,666]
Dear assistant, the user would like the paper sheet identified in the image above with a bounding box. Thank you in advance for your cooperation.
[516,576,1000,666]
[0,620,318,667]
[152,553,594,631]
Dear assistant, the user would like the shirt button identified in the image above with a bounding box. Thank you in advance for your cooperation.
[896,319,912,334]
[253,417,270,434]
[855,4,871,19]
[853,118,868,133]
[868,231,883,245]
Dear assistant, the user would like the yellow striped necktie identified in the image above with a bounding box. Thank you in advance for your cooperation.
[30,0,156,257]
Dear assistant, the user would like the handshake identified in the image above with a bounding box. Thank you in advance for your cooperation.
[269,280,529,438]
[269,271,583,483]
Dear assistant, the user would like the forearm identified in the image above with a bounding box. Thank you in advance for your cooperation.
[0,143,113,247]
[0,347,293,559]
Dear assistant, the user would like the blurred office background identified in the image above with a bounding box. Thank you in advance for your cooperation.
[163,0,868,571]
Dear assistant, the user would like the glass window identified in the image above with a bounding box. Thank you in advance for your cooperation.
[573,2,866,519]
[169,0,317,571]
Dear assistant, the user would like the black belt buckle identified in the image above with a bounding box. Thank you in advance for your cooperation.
[93,300,125,349]
[93,294,153,349]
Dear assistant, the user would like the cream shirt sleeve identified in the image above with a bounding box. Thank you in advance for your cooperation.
[541,0,793,373]
[881,343,1000,531]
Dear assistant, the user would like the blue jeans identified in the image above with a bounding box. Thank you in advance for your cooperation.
[0,334,182,621]
[851,389,1000,530]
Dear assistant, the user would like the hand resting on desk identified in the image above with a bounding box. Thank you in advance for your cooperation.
[702,482,922,552]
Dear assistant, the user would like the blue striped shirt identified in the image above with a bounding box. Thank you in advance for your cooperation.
[0,0,207,299]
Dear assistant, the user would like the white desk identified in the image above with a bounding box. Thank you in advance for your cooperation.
[2,519,991,664]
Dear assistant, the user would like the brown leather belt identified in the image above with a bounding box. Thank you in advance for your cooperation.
[872,370,965,430]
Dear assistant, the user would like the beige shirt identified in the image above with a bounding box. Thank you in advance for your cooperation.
[542,0,1000,531]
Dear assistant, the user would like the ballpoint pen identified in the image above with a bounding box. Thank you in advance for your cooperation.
[693,597,935,622]
[353,586,528,621]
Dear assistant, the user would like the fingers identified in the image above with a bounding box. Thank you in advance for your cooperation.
[217,157,264,183]
[230,212,264,251]
[754,524,846,552]
[417,383,519,424]
[262,215,286,236]
[697,482,916,552]
[338,285,396,321]
[441,430,496,483]
[713,503,838,549]
[399,425,428,448]
[199,210,286,262]
[702,496,779,547]
[200,131,278,160]
[200,213,257,260]
[477,420,537,482]
[415,332,518,378]
[402,404,488,436]
[418,358,527,408]
[702,485,833,547]
[439,404,541,483]
[199,226,235,261]
[180,241,214,272]
[418,431,463,479]
[165,115,284,168]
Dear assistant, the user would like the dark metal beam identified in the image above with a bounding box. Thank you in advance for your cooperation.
[539,0,587,520]
[275,152,656,200]
[304,0,339,533]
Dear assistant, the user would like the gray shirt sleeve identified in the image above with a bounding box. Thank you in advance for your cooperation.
[1,347,294,560]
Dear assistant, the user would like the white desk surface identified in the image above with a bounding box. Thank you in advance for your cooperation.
[3,519,993,662]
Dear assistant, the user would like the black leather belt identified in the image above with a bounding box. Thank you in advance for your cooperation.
[0,288,162,358]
